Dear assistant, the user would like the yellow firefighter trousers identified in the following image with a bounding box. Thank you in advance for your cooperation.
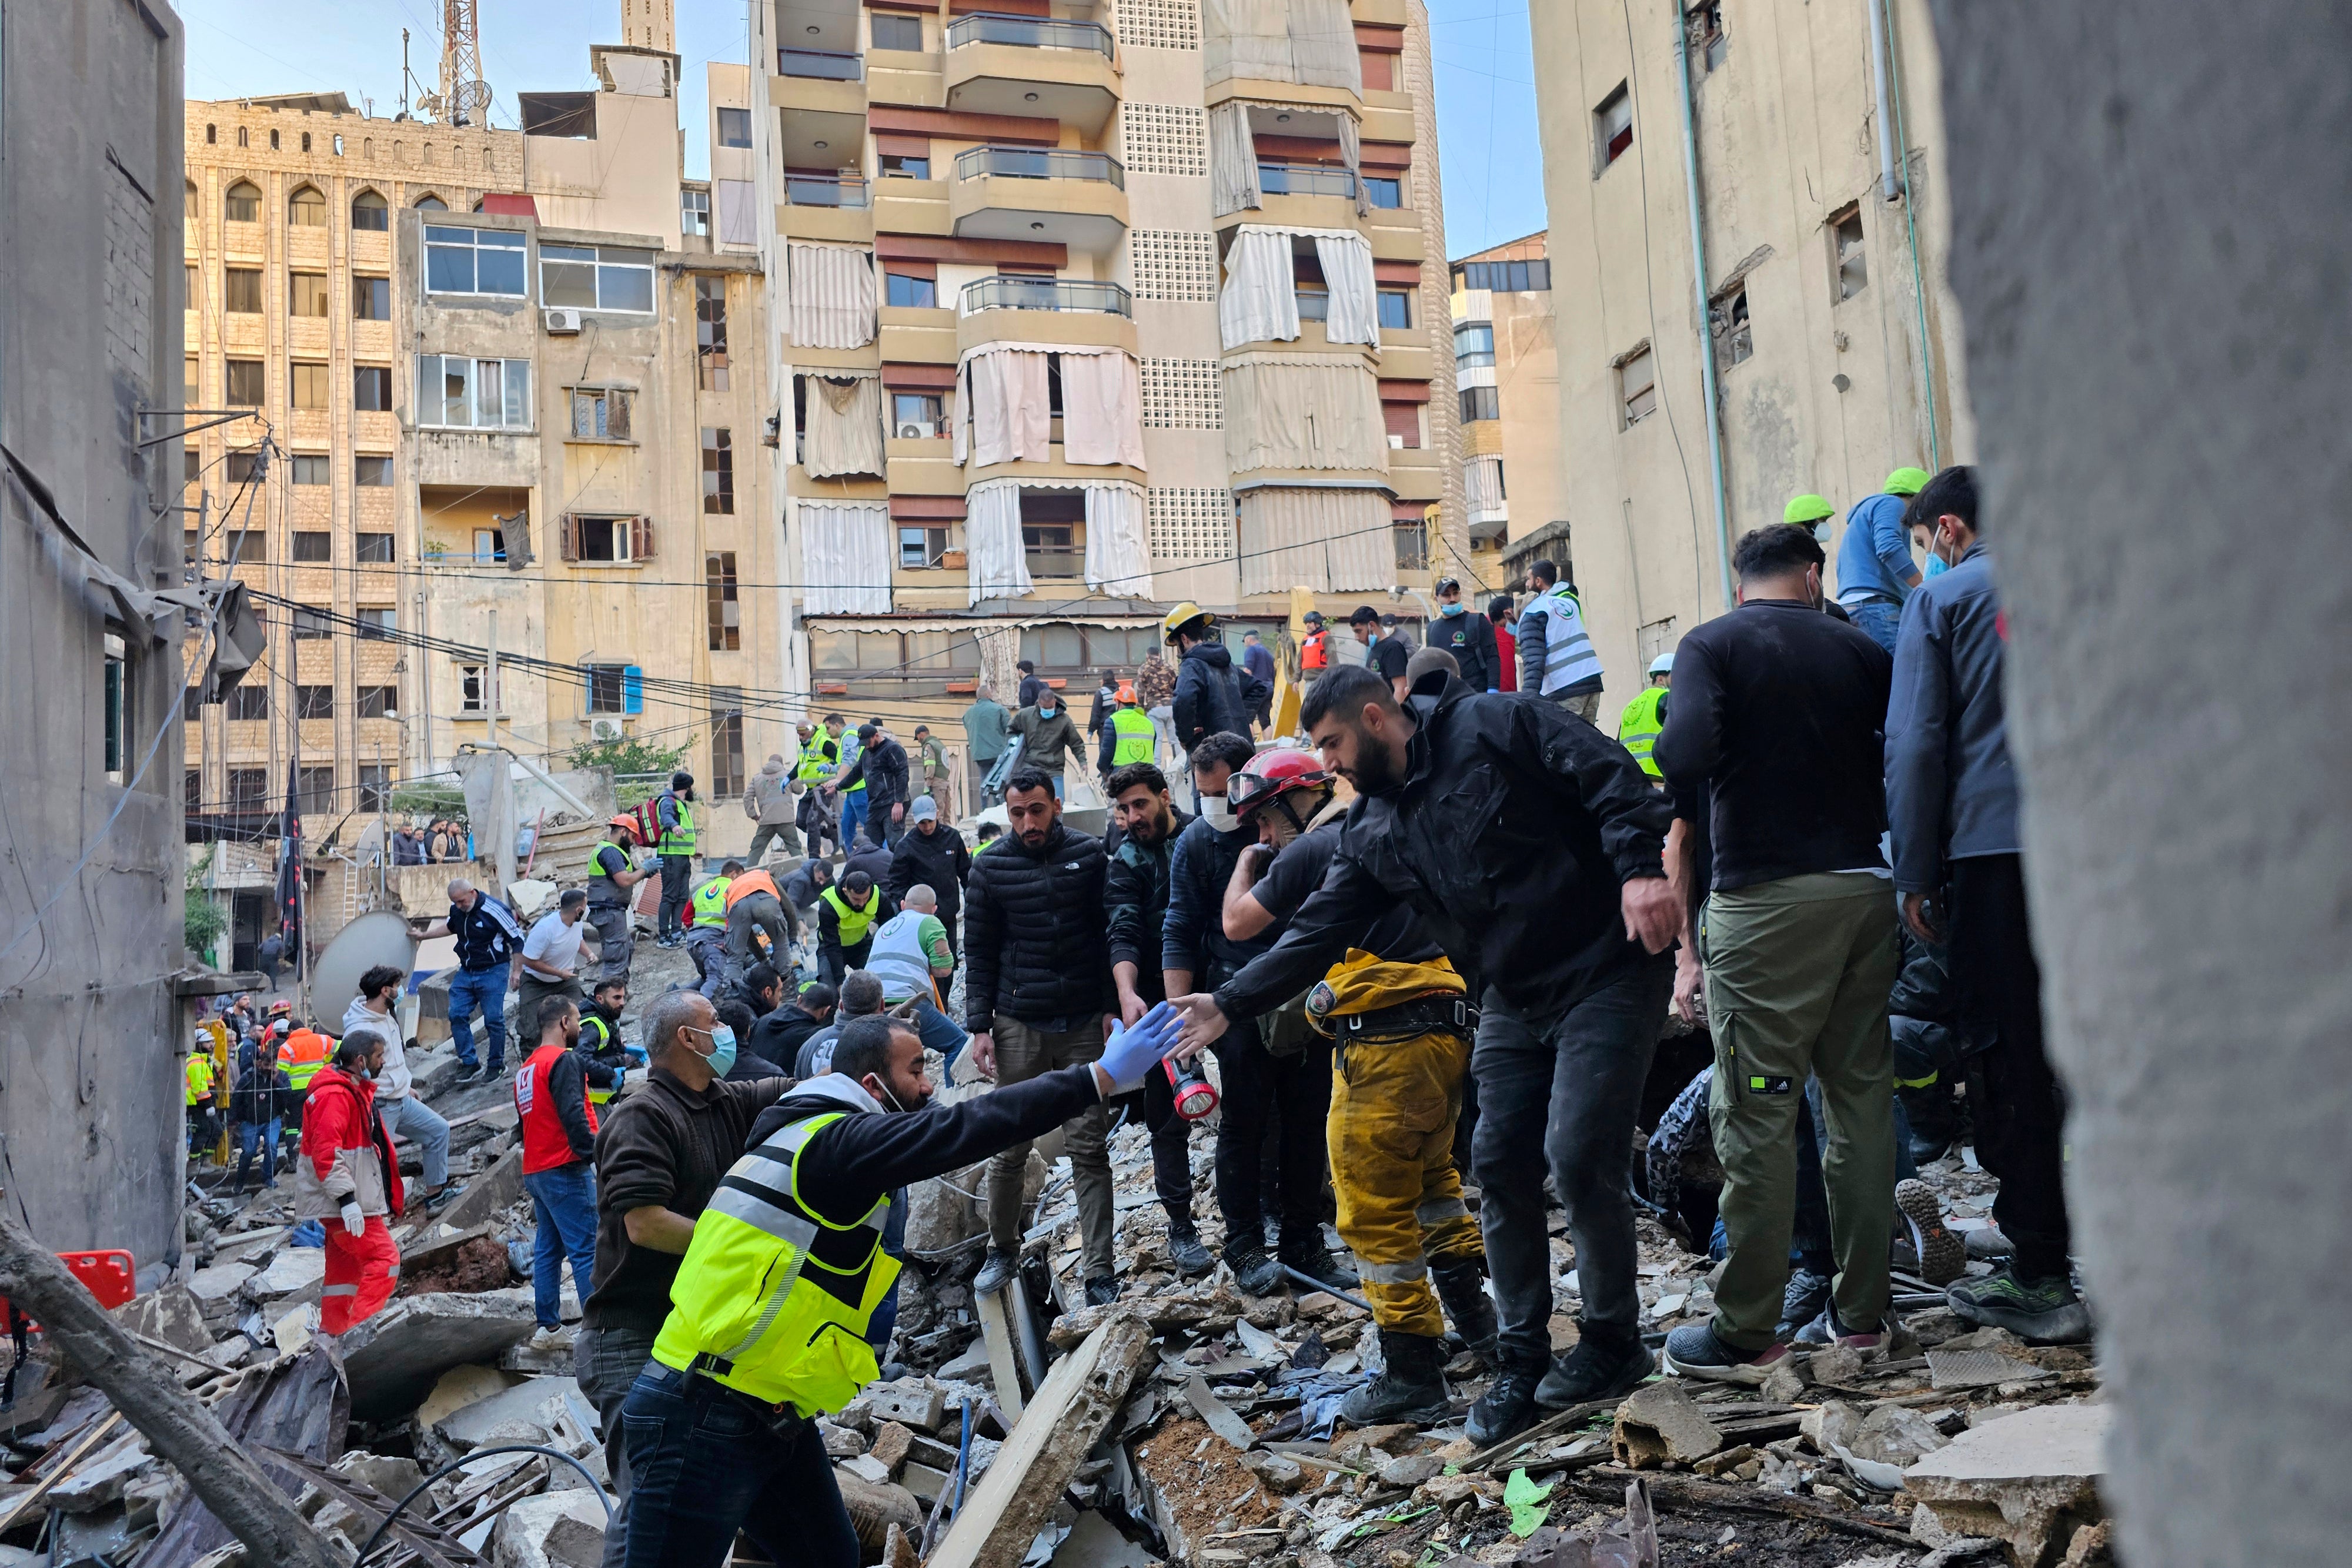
[1328,1023,1485,1336]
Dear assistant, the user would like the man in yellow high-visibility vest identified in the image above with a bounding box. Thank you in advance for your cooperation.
[1615,651,1676,783]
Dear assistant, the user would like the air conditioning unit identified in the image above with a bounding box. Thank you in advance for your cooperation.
[896,422,937,439]
[589,716,625,741]
[544,307,583,335]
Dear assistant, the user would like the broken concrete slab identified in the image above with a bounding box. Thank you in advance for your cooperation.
[46,1450,155,1513]
[438,1145,525,1232]
[1905,1403,2110,1568]
[112,1284,212,1358]
[417,1365,526,1431]
[1800,1400,1864,1456]
[185,1262,255,1306]
[329,1452,426,1501]
[1851,1403,1949,1468]
[487,1490,607,1568]
[269,1301,318,1356]
[1378,1452,1443,1488]
[1611,1380,1723,1469]
[339,1290,537,1422]
[868,1422,915,1477]
[867,1380,947,1433]
[437,1376,582,1450]
[246,1246,328,1300]
[1181,1375,1256,1452]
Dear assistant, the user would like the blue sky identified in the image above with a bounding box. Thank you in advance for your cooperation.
[179,0,1542,259]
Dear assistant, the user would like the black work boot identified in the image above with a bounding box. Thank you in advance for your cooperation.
[1279,1241,1359,1294]
[1535,1320,1655,1408]
[1227,1243,1282,1297]
[1165,1216,1214,1276]
[1464,1359,1544,1446]
[1338,1329,1451,1426]
[971,1247,1017,1297]
[1431,1259,1501,1365]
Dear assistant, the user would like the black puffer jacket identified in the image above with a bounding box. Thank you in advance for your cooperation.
[962,820,1113,1031]
[887,823,974,925]
[1104,808,1192,1003]
[1173,642,1265,753]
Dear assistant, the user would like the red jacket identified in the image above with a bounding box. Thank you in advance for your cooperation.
[295,1066,405,1220]
[1493,621,1519,693]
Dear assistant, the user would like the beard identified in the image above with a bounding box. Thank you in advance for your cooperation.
[1344,724,1408,795]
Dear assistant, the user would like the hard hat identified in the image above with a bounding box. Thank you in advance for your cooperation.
[1783,493,1836,524]
[1648,651,1675,677]
[608,814,640,837]
[1884,466,1932,497]
[268,999,292,1016]
[1302,610,1325,626]
[1228,747,1335,824]
[1161,601,1214,644]
[1116,681,1137,704]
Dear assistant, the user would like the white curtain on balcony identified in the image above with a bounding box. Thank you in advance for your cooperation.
[787,243,876,349]
[1205,0,1362,91]
[1289,0,1364,91]
[1084,482,1154,598]
[1236,485,1390,595]
[797,500,893,614]
[965,480,1033,606]
[1059,351,1148,469]
[1209,101,1262,217]
[716,180,757,245]
[1465,454,1506,515]
[955,347,1053,468]
[1314,231,1379,347]
[1220,227,1300,349]
[1222,355,1387,472]
[1336,112,1369,216]
[801,373,886,479]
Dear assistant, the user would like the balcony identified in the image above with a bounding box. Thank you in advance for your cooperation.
[785,173,870,208]
[944,14,1120,136]
[773,46,866,162]
[779,48,861,81]
[950,146,1128,253]
[961,276,1130,316]
[957,276,1137,357]
[779,173,872,242]
[1258,163,1357,200]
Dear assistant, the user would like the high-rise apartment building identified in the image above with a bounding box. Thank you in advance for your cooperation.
[749,0,1461,727]
[1529,0,1973,717]
[1448,232,1563,593]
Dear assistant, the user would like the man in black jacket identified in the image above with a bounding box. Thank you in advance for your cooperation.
[885,797,972,958]
[826,724,912,850]
[1102,761,1211,1275]
[1172,664,1681,1443]
[1430,576,1503,693]
[1169,607,1268,755]
[964,768,1121,1307]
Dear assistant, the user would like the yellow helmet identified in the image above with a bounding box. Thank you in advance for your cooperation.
[1162,601,1215,644]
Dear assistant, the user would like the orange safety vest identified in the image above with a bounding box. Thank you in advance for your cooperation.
[1300,628,1330,670]
[724,868,782,911]
[282,1028,332,1091]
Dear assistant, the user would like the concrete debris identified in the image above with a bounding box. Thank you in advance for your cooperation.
[339,1289,537,1421]
[1609,1381,1723,1469]
[487,1490,607,1568]
[1905,1404,2111,1568]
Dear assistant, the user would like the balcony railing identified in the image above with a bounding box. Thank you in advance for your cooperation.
[961,276,1133,317]
[1024,545,1085,580]
[945,13,1115,57]
[1258,162,1358,199]
[784,173,871,208]
[779,47,863,80]
[955,146,1125,189]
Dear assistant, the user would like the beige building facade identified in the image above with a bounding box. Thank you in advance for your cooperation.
[1529,0,1972,720]
[1448,231,1563,595]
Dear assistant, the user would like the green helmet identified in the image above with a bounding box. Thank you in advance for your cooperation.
[1884,466,1932,497]
[1783,493,1835,524]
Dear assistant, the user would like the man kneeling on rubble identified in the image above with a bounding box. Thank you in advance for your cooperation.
[617,1005,1188,1567]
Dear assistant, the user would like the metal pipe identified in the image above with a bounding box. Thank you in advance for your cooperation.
[1879,0,1943,471]
[1278,1263,1374,1315]
[1867,0,1902,202]
[1671,2,1737,612]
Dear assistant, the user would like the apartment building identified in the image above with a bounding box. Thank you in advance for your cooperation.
[1530,0,1973,718]
[1448,231,1563,593]
[748,0,1461,730]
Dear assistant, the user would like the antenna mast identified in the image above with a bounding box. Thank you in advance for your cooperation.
[436,0,492,127]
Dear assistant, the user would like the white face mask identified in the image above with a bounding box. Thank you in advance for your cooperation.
[1202,794,1238,832]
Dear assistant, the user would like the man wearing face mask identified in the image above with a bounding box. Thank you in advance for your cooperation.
[1008,683,1088,800]
[517,998,602,1348]
[654,773,700,949]
[295,1032,405,1337]
[618,1004,1185,1568]
[1832,469,1932,655]
[1429,577,1501,694]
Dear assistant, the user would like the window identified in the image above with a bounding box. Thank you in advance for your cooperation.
[185,261,198,307]
[416,356,532,427]
[186,768,204,815]
[301,132,312,153]
[225,180,259,222]
[1619,346,1658,425]
[353,275,391,319]
[225,449,263,484]
[355,531,395,562]
[225,268,263,313]
[1377,287,1412,329]
[1023,523,1083,579]
[269,129,282,152]
[695,276,730,389]
[705,553,740,651]
[290,361,330,409]
[1360,48,1395,91]
[184,529,202,562]
[716,106,753,146]
[288,186,326,226]
[810,629,971,698]
[585,664,631,713]
[102,633,126,781]
[355,686,398,718]
[681,188,711,237]
[1295,283,1329,322]
[293,606,333,638]
[472,528,507,563]
[228,767,268,814]
[880,152,931,179]
[296,684,335,719]
[1715,285,1753,367]
[540,245,655,312]
[292,530,331,561]
[566,514,641,563]
[220,522,263,563]
[424,225,527,296]
[1459,385,1501,423]
[358,764,392,811]
[183,683,204,721]
[297,765,335,817]
[355,365,394,410]
[289,455,330,486]
[884,272,937,309]
[228,684,269,721]
[1394,519,1429,571]
[1455,258,1552,292]
[1689,2,1727,71]
[225,360,265,406]
[415,193,447,212]
[871,13,923,49]
[289,272,330,316]
[458,664,502,713]
[900,526,949,569]
[205,123,217,145]
[356,607,398,637]
[352,190,389,232]
[354,456,393,487]
[569,386,633,440]
[183,449,199,484]
[1831,204,1867,300]
[236,127,249,149]
[1595,83,1634,172]
[1365,176,1402,209]
[892,392,944,438]
[710,690,746,798]
[1382,400,1423,449]
[1455,322,1496,368]
[701,428,734,514]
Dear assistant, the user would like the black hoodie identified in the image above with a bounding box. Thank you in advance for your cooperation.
[1173,641,1266,752]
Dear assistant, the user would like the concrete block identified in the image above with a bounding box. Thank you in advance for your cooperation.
[112,1283,212,1357]
[330,1451,427,1502]
[246,1246,328,1300]
[439,1144,526,1232]
[487,1490,608,1568]
[437,1375,582,1450]
[1611,1380,1723,1468]
[820,1421,868,1458]
[1905,1404,2109,1568]
[269,1300,319,1355]
[185,1262,255,1305]
[840,1454,895,1486]
[1851,1404,1949,1468]
[869,1422,915,1477]
[47,1450,154,1513]
[339,1290,537,1422]
[867,1380,947,1433]
[417,1365,526,1430]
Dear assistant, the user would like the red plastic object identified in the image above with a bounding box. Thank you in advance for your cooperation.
[0,1249,137,1330]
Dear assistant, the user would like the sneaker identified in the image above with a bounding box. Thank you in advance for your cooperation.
[1464,1361,1544,1446]
[1227,1246,1282,1298]
[1165,1222,1214,1278]
[1965,1224,2015,1261]
[1946,1264,2091,1345]
[1279,1244,1359,1294]
[425,1185,461,1213]
[1661,1322,1792,1386]
[1793,1305,1887,1352]
[453,1064,483,1085]
[1534,1325,1653,1407]
[971,1248,1017,1297]
[1776,1268,1833,1342]
[1338,1330,1450,1426]
[1084,1275,1121,1308]
[1896,1180,1966,1286]
[529,1325,569,1349]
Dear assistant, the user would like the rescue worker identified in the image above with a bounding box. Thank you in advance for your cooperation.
[1834,467,1932,654]
[816,870,892,985]
[280,1017,332,1096]
[686,860,741,998]
[516,997,600,1348]
[297,1032,404,1336]
[1221,748,1498,1422]
[615,1004,1185,1567]
[724,864,798,994]
[228,1040,295,1194]
[1431,577,1502,693]
[793,726,843,858]
[1298,610,1331,689]
[578,977,635,1107]
[1167,603,1267,757]
[185,1042,219,1157]
[587,816,655,985]
[1515,559,1606,719]
[821,716,870,850]
[1616,651,1675,783]
[1104,682,1157,780]
[654,771,699,948]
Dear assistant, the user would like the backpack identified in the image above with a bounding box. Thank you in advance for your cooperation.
[629,797,664,847]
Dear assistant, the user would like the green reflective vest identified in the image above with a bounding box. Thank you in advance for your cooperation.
[1109,706,1155,765]
[793,743,834,786]
[650,1106,898,1415]
[659,794,697,857]
[1616,686,1669,780]
[690,875,733,928]
[820,885,880,949]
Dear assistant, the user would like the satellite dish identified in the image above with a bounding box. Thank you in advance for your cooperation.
[309,910,420,1031]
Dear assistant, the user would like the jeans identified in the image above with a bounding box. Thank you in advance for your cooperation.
[657,857,692,940]
[517,975,581,1045]
[869,1188,909,1355]
[574,1325,659,1568]
[620,1364,860,1568]
[1473,959,1671,1365]
[379,1094,450,1191]
[233,1117,282,1191]
[523,1164,599,1330]
[837,791,868,852]
[447,965,508,1072]
[686,930,729,998]
[1847,599,1905,656]
[894,994,968,1068]
[1211,1028,1332,1261]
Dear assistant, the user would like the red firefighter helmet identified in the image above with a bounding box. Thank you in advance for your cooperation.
[1227,747,1334,828]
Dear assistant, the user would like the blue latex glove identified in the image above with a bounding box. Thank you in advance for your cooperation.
[1097,1001,1182,1092]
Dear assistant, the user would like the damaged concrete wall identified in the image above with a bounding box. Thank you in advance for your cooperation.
[0,1,190,1266]
[1927,3,2352,1563]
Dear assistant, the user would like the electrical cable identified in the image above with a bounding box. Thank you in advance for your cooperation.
[350,1443,612,1566]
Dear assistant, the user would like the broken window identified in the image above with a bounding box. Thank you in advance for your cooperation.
[1619,346,1658,426]
[1689,2,1726,71]
[706,552,740,650]
[569,387,633,441]
[702,428,734,515]
[102,633,127,781]
[681,188,710,238]
[1594,84,1633,174]
[696,276,730,389]
[1712,285,1753,370]
[1832,204,1867,300]
[458,664,503,713]
[416,356,530,427]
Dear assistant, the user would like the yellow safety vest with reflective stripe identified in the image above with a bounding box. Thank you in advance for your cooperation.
[659,794,697,857]
[690,875,733,928]
[820,885,880,949]
[185,1051,215,1107]
[1616,686,1669,780]
[793,740,837,785]
[580,1014,622,1105]
[1109,706,1154,765]
[650,1106,898,1415]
